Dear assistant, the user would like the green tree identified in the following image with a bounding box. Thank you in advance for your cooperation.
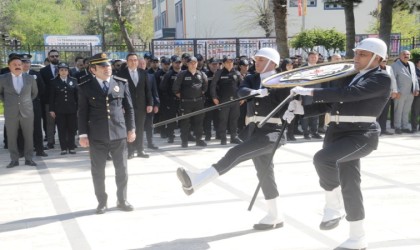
[290,28,345,55]
[4,0,85,45]
[235,0,274,38]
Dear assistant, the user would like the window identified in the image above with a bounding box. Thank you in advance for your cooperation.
[175,2,183,23]
[290,0,317,7]
[324,0,343,10]
[161,11,167,28]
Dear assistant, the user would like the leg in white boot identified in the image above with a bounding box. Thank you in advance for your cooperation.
[253,198,284,230]
[320,186,346,230]
[334,220,367,250]
[176,166,219,195]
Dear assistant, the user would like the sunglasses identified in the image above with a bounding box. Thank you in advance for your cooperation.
[49,55,59,58]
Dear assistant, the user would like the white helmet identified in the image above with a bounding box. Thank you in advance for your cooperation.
[354,38,388,59]
[254,47,280,66]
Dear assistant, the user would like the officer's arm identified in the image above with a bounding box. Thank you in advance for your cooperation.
[237,75,254,97]
[122,84,136,132]
[172,71,183,98]
[31,77,38,101]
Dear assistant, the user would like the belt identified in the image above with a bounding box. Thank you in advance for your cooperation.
[245,116,282,125]
[181,97,203,102]
[331,115,376,124]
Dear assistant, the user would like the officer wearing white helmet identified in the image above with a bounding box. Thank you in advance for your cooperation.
[177,47,294,230]
[288,37,391,249]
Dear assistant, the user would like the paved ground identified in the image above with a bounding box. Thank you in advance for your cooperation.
[0,116,419,250]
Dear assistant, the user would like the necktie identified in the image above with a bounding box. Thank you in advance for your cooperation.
[53,66,58,77]
[102,81,109,94]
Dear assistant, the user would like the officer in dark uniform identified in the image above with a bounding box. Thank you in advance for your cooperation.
[177,48,289,230]
[153,57,171,138]
[210,55,243,145]
[203,58,220,141]
[20,54,48,157]
[49,63,78,155]
[159,56,182,143]
[147,56,160,75]
[78,53,136,214]
[289,38,391,250]
[172,56,208,148]
[180,53,190,71]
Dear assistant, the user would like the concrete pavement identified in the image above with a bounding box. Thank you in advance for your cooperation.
[0,116,419,250]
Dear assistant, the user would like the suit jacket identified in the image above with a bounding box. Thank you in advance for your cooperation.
[78,76,135,142]
[117,67,152,114]
[0,72,38,119]
[50,76,78,114]
[391,59,420,95]
[28,69,46,102]
[147,73,160,107]
[39,64,56,104]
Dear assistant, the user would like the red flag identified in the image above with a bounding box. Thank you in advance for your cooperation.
[298,0,302,16]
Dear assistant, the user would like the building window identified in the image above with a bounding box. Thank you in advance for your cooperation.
[290,0,317,7]
[324,0,343,9]
[161,11,167,28]
[175,2,183,23]
[152,0,156,9]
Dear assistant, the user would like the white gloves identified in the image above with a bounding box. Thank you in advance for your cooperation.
[291,86,313,96]
[282,100,304,124]
[250,88,269,98]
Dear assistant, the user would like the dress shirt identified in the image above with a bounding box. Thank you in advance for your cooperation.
[12,73,23,94]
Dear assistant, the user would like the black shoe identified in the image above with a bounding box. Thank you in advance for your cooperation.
[287,134,297,141]
[381,130,394,135]
[36,151,48,157]
[47,143,54,149]
[137,151,150,158]
[304,134,311,140]
[69,150,76,154]
[147,144,159,150]
[117,200,134,212]
[402,128,412,133]
[395,128,402,134]
[60,150,68,155]
[230,137,243,144]
[320,217,342,230]
[6,161,19,168]
[188,134,196,142]
[96,203,107,214]
[128,153,135,159]
[196,140,207,147]
[205,134,211,141]
[25,160,37,166]
[312,133,323,139]
[176,167,193,195]
[43,146,48,150]
[220,138,227,145]
[167,137,175,143]
[160,133,168,139]
[294,130,303,135]
[318,127,326,134]
[253,222,284,230]
[181,142,188,148]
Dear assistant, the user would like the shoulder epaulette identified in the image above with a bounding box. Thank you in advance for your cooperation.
[78,77,92,86]
[113,75,128,83]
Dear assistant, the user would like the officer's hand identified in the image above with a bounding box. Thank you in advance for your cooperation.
[146,106,153,113]
[282,110,295,124]
[250,88,269,98]
[391,92,398,99]
[153,106,159,113]
[49,111,56,119]
[79,137,89,148]
[239,100,245,106]
[291,86,313,96]
[288,100,304,115]
[213,98,219,105]
[127,130,136,143]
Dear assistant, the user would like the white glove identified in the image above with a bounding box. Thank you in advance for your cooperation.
[291,86,313,96]
[282,110,295,124]
[287,100,304,115]
[250,88,269,98]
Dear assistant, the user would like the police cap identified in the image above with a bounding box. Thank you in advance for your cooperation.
[20,54,32,62]
[186,56,198,63]
[181,53,191,59]
[151,56,159,62]
[195,54,204,61]
[57,62,69,69]
[143,52,152,59]
[239,59,249,66]
[222,55,234,63]
[208,58,219,64]
[161,58,171,64]
[90,53,111,66]
[171,55,182,63]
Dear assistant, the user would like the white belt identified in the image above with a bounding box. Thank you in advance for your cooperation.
[331,115,376,124]
[245,116,282,125]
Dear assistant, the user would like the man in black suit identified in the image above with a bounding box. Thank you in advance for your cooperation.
[144,72,160,150]
[78,53,136,214]
[70,56,84,77]
[40,49,60,148]
[117,53,152,159]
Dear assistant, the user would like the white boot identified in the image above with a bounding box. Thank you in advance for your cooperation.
[334,220,367,250]
[253,198,284,230]
[176,166,219,195]
[320,186,346,230]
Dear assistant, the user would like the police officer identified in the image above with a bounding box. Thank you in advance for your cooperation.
[210,55,243,145]
[147,56,160,74]
[78,53,136,214]
[49,63,78,155]
[289,38,391,250]
[203,58,220,141]
[177,48,290,230]
[180,53,190,70]
[172,56,208,148]
[154,57,171,138]
[160,56,182,143]
[237,59,250,133]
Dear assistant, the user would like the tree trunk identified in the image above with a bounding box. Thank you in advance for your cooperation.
[111,0,135,52]
[379,0,394,54]
[272,0,289,58]
[343,3,355,58]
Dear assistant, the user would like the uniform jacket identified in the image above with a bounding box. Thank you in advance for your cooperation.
[49,76,78,114]
[172,70,208,99]
[391,59,419,95]
[77,76,135,142]
[160,69,180,106]
[28,69,46,102]
[147,73,160,107]
[117,67,152,114]
[210,68,242,101]
[0,72,38,119]
[39,64,57,104]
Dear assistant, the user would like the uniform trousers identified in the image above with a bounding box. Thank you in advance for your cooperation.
[394,94,414,130]
[377,98,391,133]
[144,112,154,146]
[33,100,44,153]
[179,99,204,143]
[161,99,179,139]
[313,123,379,221]
[128,110,146,154]
[213,124,282,200]
[56,113,77,151]
[301,116,319,135]
[45,104,56,144]
[410,96,420,131]
[90,138,128,204]
[203,100,218,138]
[5,114,34,161]
[218,101,240,140]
